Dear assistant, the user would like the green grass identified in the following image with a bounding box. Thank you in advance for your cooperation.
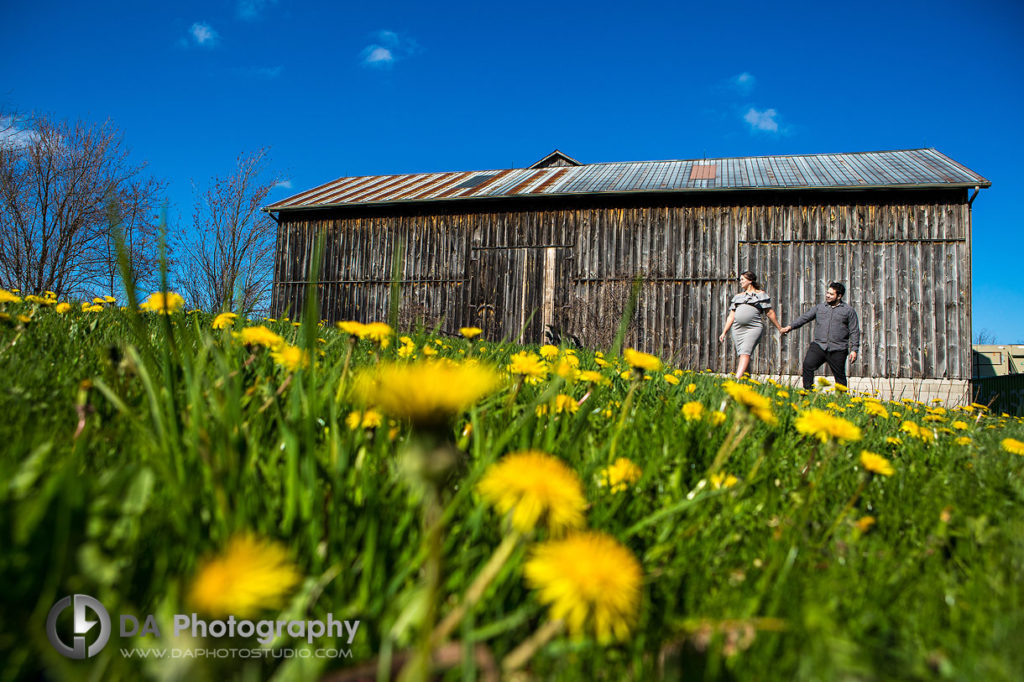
[1,300,1023,681]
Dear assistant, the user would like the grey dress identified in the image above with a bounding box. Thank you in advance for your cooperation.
[729,291,772,356]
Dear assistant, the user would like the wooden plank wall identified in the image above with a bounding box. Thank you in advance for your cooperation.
[270,189,970,379]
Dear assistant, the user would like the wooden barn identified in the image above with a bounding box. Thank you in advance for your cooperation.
[265,148,989,399]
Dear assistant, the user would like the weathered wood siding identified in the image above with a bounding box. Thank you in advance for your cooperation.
[271,189,971,379]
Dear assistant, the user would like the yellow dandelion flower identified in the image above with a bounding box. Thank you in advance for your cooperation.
[955,436,971,446]
[336,320,366,337]
[422,344,438,357]
[952,420,968,431]
[623,348,662,373]
[353,360,502,427]
[139,291,184,314]
[864,401,889,419]
[816,376,832,387]
[552,357,579,380]
[854,516,876,533]
[212,312,238,329]
[524,531,642,642]
[578,370,610,386]
[477,450,586,534]
[235,325,285,350]
[599,458,642,493]
[710,473,739,490]
[886,436,903,446]
[722,381,776,425]
[682,401,704,421]
[346,409,383,430]
[539,345,560,359]
[507,351,548,380]
[537,394,580,416]
[794,409,862,443]
[189,534,302,618]
[860,450,894,476]
[83,304,104,313]
[709,411,727,426]
[777,390,790,399]
[923,415,944,423]
[270,344,309,372]
[55,302,71,314]
[1001,438,1024,456]
[362,322,393,344]
[663,374,680,385]
[686,383,697,394]
[594,356,613,368]
[460,326,482,339]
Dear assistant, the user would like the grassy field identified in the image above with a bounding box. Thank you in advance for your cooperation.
[2,289,1024,681]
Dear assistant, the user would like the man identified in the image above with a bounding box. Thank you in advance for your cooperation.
[781,282,860,390]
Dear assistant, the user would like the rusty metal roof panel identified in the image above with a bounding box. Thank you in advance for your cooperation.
[265,149,990,211]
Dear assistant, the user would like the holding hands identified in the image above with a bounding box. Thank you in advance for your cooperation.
[780,326,792,334]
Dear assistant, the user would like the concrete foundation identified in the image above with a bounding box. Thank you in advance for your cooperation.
[749,375,971,406]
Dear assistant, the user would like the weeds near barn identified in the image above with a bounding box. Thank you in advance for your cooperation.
[2,289,1024,681]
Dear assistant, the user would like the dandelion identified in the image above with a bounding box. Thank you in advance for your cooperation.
[816,376,832,387]
[189,534,302,618]
[722,381,776,425]
[686,383,697,394]
[578,370,610,386]
[955,436,972,446]
[710,473,739,490]
[82,303,104,313]
[1001,438,1024,456]
[923,415,944,423]
[663,374,680,386]
[864,401,890,419]
[336,321,367,337]
[599,458,642,493]
[460,327,482,339]
[952,420,968,431]
[539,345,560,360]
[55,302,71,314]
[397,336,416,358]
[139,291,185,314]
[353,360,502,428]
[777,390,789,399]
[623,348,662,373]
[854,516,876,533]
[524,531,642,642]
[270,344,309,372]
[900,421,934,442]
[709,411,727,426]
[212,312,238,329]
[235,326,285,350]
[860,450,894,476]
[362,322,393,346]
[794,409,861,443]
[477,450,586,534]
[507,351,548,381]
[421,344,438,357]
[536,394,580,416]
[886,436,903,446]
[552,356,579,380]
[682,401,704,421]
[346,409,383,430]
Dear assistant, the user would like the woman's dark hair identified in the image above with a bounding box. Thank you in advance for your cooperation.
[828,281,846,298]
[740,270,761,289]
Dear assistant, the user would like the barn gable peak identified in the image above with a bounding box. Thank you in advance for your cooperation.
[529,150,582,169]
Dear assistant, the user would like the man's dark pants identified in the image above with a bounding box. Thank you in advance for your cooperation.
[802,343,848,389]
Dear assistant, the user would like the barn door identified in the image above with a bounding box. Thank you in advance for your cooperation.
[468,246,571,344]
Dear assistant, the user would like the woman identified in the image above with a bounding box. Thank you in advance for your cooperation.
[718,271,783,379]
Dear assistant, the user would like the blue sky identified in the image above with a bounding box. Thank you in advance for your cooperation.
[2,0,1022,342]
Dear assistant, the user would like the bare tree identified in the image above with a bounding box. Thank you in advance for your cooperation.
[175,148,280,314]
[0,108,163,298]
[974,328,997,345]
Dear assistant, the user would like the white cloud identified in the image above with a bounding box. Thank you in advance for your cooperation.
[190,22,219,47]
[731,72,755,94]
[362,47,394,65]
[273,180,293,190]
[238,0,277,20]
[744,108,779,133]
[0,117,39,149]
[360,30,419,68]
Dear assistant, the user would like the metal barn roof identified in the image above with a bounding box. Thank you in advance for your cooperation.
[265,148,990,212]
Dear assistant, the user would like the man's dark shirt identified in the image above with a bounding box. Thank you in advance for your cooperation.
[789,301,860,353]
